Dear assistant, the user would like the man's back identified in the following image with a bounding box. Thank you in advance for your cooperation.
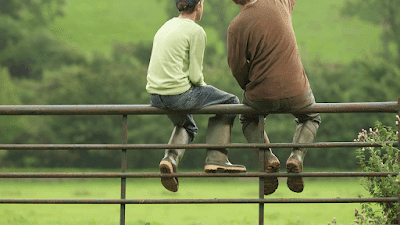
[228,0,309,101]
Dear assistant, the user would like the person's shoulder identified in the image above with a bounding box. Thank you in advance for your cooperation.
[186,20,206,37]
[188,20,204,31]
[228,4,258,33]
[158,17,179,31]
[192,21,205,32]
[164,17,178,25]
[228,13,243,33]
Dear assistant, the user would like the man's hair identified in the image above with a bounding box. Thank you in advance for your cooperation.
[177,1,196,14]
[232,0,252,5]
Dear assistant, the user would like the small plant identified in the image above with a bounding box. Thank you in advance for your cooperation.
[353,115,400,224]
[353,207,385,224]
[327,217,336,224]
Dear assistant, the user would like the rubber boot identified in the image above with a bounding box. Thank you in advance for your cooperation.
[286,120,319,193]
[242,121,280,195]
[204,116,246,173]
[159,126,189,192]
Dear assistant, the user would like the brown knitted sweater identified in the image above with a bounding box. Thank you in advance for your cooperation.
[228,0,309,101]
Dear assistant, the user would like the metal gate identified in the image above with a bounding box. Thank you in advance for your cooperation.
[0,100,399,225]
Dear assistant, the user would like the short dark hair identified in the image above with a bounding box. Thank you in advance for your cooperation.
[177,1,196,14]
[232,0,252,5]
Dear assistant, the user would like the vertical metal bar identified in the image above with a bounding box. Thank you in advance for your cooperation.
[397,98,400,225]
[121,115,128,225]
[258,115,265,225]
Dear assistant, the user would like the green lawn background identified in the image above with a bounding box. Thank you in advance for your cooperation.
[50,0,382,64]
[0,168,370,225]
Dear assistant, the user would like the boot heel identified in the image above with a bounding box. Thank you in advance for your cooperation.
[286,159,304,193]
[159,161,174,173]
[159,160,179,192]
[159,126,188,193]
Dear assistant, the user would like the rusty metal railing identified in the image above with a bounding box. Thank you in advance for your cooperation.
[0,100,399,225]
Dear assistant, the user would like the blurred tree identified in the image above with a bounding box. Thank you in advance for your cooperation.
[112,41,153,67]
[304,59,400,169]
[0,29,86,79]
[341,0,400,65]
[0,0,65,27]
[0,66,24,144]
[0,0,85,79]
[2,42,173,168]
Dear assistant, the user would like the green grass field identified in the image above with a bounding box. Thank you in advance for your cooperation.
[50,0,382,64]
[0,171,370,225]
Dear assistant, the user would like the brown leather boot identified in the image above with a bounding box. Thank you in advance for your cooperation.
[286,149,306,193]
[242,121,280,195]
[159,126,188,192]
[204,116,246,173]
[286,120,319,193]
[262,149,280,195]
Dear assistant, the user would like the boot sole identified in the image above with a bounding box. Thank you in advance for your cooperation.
[159,161,178,192]
[264,162,280,195]
[204,165,246,173]
[286,160,304,193]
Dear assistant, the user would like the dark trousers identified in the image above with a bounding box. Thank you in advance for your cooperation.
[240,88,321,146]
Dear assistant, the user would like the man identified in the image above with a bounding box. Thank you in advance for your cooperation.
[147,0,246,193]
[227,0,321,194]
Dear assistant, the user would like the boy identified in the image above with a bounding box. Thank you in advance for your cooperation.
[147,0,246,192]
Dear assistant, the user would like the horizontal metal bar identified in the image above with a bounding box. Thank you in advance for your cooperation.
[0,198,397,204]
[0,102,397,115]
[0,172,397,178]
[0,142,397,150]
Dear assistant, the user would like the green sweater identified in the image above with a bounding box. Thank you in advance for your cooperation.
[146,17,207,95]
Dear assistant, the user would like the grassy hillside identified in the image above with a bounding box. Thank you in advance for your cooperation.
[50,0,382,64]
[50,0,169,56]
[293,0,382,64]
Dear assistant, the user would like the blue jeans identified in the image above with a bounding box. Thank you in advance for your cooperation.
[150,85,240,143]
